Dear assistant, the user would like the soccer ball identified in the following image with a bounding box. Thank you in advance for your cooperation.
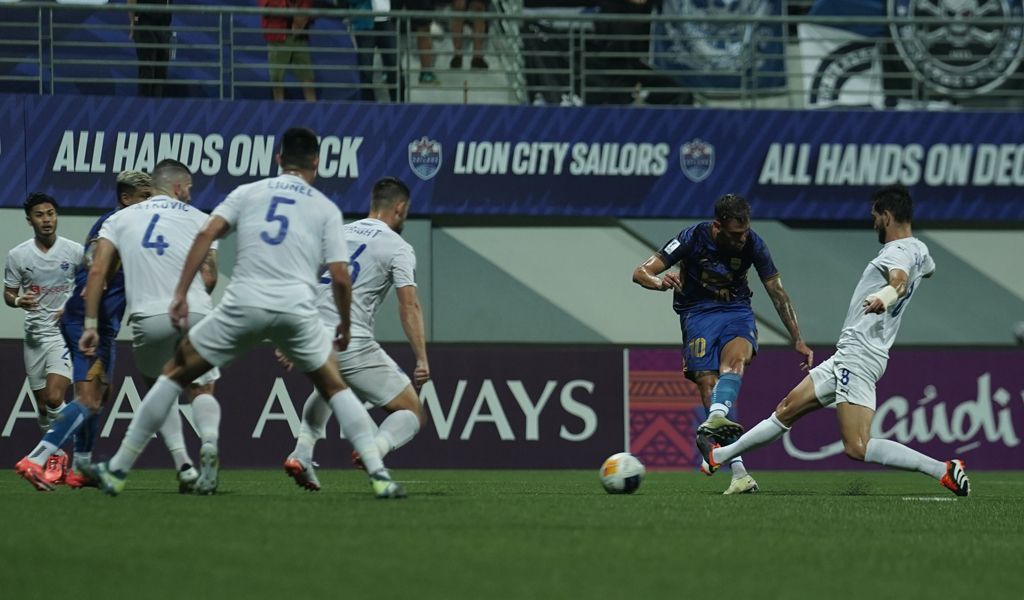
[599,452,645,494]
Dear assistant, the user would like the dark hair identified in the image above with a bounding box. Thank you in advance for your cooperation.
[714,193,751,225]
[23,192,58,216]
[280,127,320,171]
[370,177,411,211]
[872,185,913,223]
[152,158,191,189]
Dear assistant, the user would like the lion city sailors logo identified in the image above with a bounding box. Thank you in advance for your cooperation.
[679,138,715,182]
[408,137,442,180]
[889,0,1024,96]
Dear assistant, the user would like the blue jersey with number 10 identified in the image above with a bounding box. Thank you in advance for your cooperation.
[658,221,779,314]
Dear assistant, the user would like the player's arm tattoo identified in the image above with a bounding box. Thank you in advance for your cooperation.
[764,276,802,342]
[200,249,218,294]
[3,286,19,307]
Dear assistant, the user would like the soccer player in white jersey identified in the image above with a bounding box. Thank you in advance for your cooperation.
[283,177,430,491]
[93,127,405,499]
[696,186,970,497]
[5,193,83,485]
[81,159,224,494]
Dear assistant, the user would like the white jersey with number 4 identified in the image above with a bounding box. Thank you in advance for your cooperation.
[316,218,416,339]
[3,236,83,339]
[836,237,935,373]
[214,174,347,312]
[99,196,216,320]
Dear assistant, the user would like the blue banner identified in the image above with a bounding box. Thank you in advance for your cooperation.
[2,93,1024,221]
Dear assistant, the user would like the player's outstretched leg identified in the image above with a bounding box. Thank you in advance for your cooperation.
[326,388,406,499]
[862,437,970,497]
[15,399,93,491]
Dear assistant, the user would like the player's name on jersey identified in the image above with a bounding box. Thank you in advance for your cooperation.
[758,142,1024,188]
[452,141,670,177]
[50,131,363,179]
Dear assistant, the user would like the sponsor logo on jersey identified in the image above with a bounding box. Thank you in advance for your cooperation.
[408,137,442,181]
[680,138,715,182]
[889,0,1024,96]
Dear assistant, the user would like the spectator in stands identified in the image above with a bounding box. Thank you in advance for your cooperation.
[128,0,173,97]
[348,0,401,101]
[450,0,488,70]
[397,0,439,85]
[260,0,318,101]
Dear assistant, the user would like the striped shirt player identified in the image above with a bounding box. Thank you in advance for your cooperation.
[95,128,405,499]
[698,186,970,498]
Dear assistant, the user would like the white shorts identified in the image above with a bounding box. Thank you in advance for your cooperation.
[809,354,880,411]
[338,337,412,408]
[131,313,220,386]
[23,332,72,390]
[189,302,332,373]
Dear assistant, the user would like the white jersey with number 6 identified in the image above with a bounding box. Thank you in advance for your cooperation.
[213,173,348,312]
[315,217,417,339]
[836,236,935,372]
[99,196,215,320]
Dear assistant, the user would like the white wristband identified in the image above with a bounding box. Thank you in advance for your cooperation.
[867,285,899,310]
[13,295,22,307]
[84,317,99,330]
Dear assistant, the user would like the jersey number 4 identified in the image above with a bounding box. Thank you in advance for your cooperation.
[261,196,297,245]
[142,214,169,255]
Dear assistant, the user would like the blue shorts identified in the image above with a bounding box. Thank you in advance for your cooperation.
[61,318,117,384]
[679,304,758,377]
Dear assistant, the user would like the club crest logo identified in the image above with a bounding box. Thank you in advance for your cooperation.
[408,137,442,181]
[660,0,775,71]
[60,261,70,271]
[889,0,1024,96]
[680,138,715,182]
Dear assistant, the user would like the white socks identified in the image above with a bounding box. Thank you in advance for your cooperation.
[375,410,420,456]
[110,376,182,474]
[327,388,384,473]
[864,438,946,479]
[714,413,790,465]
[157,403,191,470]
[191,393,222,447]
[293,391,332,461]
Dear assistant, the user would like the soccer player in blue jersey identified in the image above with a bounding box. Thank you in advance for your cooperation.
[632,194,813,494]
[15,170,204,491]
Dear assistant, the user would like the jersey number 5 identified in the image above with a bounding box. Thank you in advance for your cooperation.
[261,196,297,245]
[142,214,169,255]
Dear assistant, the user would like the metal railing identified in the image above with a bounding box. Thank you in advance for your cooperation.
[2,2,1023,109]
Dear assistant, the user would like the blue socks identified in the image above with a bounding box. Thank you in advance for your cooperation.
[709,372,742,418]
[74,411,100,454]
[43,400,90,449]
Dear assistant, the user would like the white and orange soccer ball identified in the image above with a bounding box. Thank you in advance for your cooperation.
[599,452,645,494]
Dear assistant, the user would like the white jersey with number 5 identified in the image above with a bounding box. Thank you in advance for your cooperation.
[315,218,416,339]
[836,237,935,372]
[99,196,216,320]
[214,173,347,312]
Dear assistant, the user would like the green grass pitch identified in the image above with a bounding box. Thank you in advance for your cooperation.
[2,469,1023,599]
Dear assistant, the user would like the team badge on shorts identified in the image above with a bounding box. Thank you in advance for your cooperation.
[680,138,715,183]
[889,0,1024,97]
[408,137,442,180]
